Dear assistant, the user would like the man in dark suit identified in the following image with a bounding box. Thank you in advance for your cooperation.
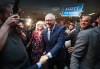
[42,13,66,69]
[70,13,100,69]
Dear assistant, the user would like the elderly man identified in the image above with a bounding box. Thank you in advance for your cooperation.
[70,13,100,69]
[42,13,66,69]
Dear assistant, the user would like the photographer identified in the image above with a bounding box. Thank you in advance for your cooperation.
[0,3,48,69]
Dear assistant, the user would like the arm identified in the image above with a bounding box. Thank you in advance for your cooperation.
[70,31,88,69]
[48,27,66,57]
[17,29,27,41]
[41,30,46,53]
[67,29,80,53]
[26,64,38,69]
[27,55,48,69]
[0,24,9,51]
[0,15,19,51]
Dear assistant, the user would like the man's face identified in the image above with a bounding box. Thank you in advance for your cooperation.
[45,16,55,28]
[80,16,91,29]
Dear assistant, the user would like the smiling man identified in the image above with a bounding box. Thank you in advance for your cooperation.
[42,13,66,69]
[70,13,100,69]
[80,16,93,30]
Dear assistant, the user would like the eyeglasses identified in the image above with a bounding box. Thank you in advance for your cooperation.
[45,19,54,22]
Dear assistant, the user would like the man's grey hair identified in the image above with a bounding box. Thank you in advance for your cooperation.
[45,13,55,20]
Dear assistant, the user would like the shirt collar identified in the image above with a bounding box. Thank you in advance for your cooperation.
[48,25,55,31]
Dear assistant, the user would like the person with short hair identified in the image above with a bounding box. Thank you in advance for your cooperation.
[70,13,100,69]
[0,3,48,69]
[42,13,66,69]
[80,16,93,30]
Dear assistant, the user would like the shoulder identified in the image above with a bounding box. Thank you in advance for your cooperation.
[74,29,80,33]
[41,28,47,35]
[42,28,47,32]
[55,25,65,30]
[78,28,93,37]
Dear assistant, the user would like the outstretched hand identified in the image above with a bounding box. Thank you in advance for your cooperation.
[39,55,48,64]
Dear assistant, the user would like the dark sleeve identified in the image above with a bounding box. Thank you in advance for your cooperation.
[65,33,70,41]
[70,29,80,46]
[50,27,66,56]
[70,31,89,69]
[26,64,38,69]
[41,30,46,52]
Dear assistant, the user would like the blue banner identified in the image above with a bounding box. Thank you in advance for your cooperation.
[62,4,83,17]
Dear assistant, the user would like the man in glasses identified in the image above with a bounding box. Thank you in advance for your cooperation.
[42,13,66,69]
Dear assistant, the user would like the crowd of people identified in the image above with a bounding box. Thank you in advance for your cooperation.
[0,2,100,69]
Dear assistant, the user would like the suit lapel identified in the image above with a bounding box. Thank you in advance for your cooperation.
[50,25,58,41]
[43,28,50,42]
[44,25,59,42]
[44,28,53,42]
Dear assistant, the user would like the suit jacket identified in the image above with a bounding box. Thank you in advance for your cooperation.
[42,25,66,59]
[70,26,100,69]
[27,64,38,69]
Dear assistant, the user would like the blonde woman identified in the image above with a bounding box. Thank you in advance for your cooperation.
[27,21,45,64]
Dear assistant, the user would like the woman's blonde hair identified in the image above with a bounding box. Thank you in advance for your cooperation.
[35,21,45,32]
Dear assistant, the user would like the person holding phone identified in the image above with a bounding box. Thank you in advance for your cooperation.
[0,3,48,69]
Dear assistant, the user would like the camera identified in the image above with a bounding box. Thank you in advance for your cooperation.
[12,14,26,22]
[19,18,27,22]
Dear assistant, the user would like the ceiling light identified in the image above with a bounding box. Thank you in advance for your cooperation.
[26,22,31,26]
[88,13,95,15]
[26,18,32,23]
[88,14,92,15]
[91,13,95,14]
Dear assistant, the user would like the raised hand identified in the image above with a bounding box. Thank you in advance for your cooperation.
[3,15,19,27]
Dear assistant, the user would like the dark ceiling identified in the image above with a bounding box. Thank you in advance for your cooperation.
[0,0,100,21]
